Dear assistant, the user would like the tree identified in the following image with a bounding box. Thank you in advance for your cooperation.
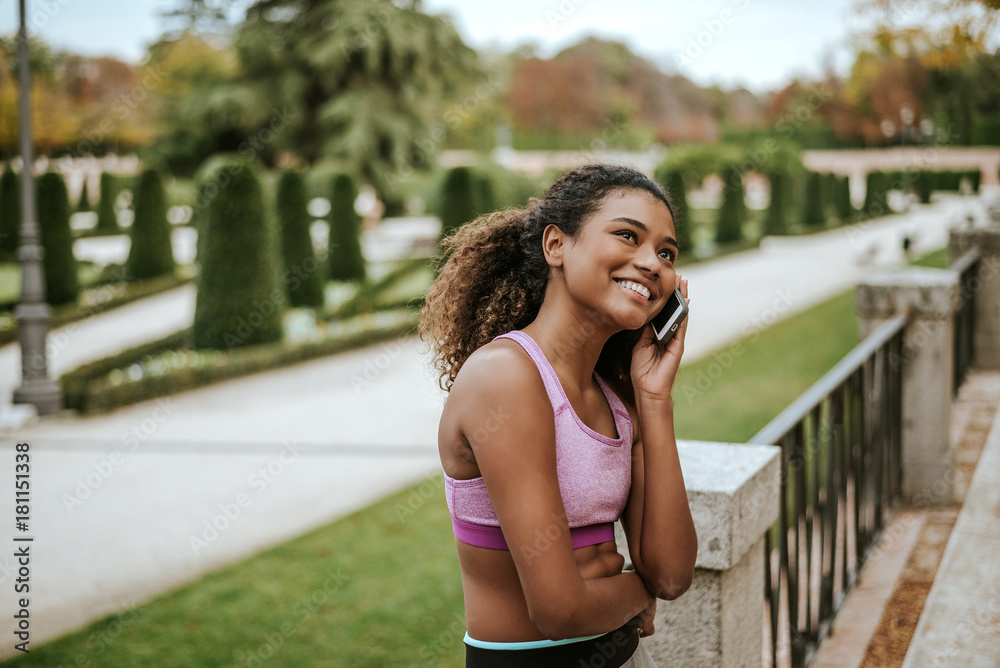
[327,172,366,283]
[174,0,480,205]
[715,166,745,245]
[126,168,176,280]
[36,172,78,306]
[0,167,19,261]
[863,170,890,217]
[193,159,285,349]
[276,168,324,307]
[834,175,855,221]
[76,178,91,213]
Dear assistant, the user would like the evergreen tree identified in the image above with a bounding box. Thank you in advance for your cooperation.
[0,168,19,261]
[327,172,366,282]
[763,171,789,236]
[276,168,324,307]
[95,171,119,233]
[126,168,176,280]
[77,178,91,213]
[193,160,285,349]
[801,171,826,228]
[439,166,477,241]
[914,171,932,204]
[714,166,745,245]
[36,172,78,306]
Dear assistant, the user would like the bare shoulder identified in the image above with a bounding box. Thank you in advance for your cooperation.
[449,337,547,411]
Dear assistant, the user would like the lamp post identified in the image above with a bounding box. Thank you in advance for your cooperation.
[12,0,62,415]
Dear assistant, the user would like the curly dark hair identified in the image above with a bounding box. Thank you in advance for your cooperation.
[418,163,674,406]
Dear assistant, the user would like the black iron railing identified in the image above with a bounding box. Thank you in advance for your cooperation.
[951,248,979,395]
[749,313,907,668]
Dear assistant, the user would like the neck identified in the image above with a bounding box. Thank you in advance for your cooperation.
[520,285,621,395]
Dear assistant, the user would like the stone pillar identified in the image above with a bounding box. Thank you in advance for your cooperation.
[855,268,961,506]
[615,440,781,667]
[949,226,1000,369]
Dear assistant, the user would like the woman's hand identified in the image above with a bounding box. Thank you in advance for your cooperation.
[632,595,657,638]
[630,274,689,404]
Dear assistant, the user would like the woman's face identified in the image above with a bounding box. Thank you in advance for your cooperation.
[554,188,678,332]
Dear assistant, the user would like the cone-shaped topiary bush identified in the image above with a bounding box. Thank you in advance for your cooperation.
[655,168,691,253]
[863,171,890,218]
[714,166,745,245]
[763,171,789,236]
[801,171,826,228]
[0,167,19,261]
[192,160,285,350]
[834,175,854,222]
[77,178,91,213]
[126,168,176,280]
[276,168,324,307]
[327,172,366,283]
[36,172,78,306]
[439,166,476,241]
[95,171,119,233]
[475,170,495,218]
[914,171,932,204]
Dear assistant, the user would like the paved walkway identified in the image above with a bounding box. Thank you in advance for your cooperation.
[0,193,992,658]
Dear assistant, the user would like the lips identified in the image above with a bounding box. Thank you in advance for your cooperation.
[614,278,652,303]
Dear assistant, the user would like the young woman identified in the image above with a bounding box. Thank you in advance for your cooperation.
[419,164,698,667]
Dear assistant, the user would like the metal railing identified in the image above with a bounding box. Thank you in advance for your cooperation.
[951,248,979,395]
[749,313,908,668]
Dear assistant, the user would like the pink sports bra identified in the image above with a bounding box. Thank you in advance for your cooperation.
[443,329,634,551]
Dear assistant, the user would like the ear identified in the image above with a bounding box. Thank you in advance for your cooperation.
[541,224,567,268]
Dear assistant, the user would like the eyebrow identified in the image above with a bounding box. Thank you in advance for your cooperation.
[610,217,678,249]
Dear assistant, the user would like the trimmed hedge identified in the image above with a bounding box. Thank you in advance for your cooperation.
[328,172,366,283]
[862,170,890,218]
[276,168,325,308]
[0,167,19,261]
[834,175,854,221]
[714,166,745,245]
[438,166,477,241]
[95,171,119,234]
[801,171,826,228]
[654,168,691,253]
[126,168,176,281]
[763,171,789,236]
[61,308,419,414]
[193,160,285,350]
[77,178,91,212]
[37,172,79,306]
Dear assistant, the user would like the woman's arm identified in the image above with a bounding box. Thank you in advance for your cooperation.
[630,399,698,599]
[454,345,655,639]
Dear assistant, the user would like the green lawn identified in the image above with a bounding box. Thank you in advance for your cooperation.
[1,247,945,667]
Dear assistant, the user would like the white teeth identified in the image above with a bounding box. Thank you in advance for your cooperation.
[616,280,650,299]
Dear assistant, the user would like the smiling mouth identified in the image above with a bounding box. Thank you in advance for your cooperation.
[614,279,652,303]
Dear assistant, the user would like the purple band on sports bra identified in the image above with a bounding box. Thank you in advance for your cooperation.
[451,516,615,551]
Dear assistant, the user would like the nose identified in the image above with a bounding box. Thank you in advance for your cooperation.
[634,243,660,276]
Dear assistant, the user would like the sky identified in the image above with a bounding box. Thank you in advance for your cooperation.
[0,0,868,93]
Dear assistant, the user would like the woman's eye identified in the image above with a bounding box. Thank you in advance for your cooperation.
[660,250,676,262]
[617,230,637,242]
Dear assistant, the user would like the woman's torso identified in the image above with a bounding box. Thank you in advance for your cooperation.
[438,333,637,642]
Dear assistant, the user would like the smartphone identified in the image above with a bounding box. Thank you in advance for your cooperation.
[650,285,688,343]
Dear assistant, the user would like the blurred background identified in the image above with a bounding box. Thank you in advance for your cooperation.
[1,0,999,666]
